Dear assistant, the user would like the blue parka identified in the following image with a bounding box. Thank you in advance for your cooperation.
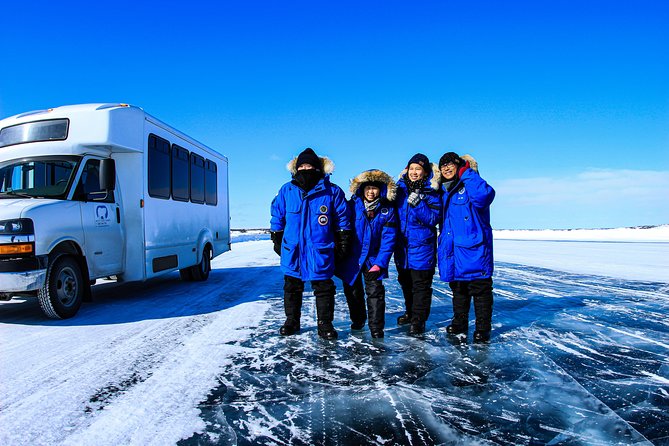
[336,169,397,286]
[270,156,351,281]
[394,163,441,271]
[437,155,495,282]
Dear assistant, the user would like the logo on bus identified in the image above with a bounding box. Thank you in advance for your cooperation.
[95,205,111,227]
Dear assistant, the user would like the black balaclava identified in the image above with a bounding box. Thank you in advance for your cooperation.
[294,169,323,191]
[293,148,324,191]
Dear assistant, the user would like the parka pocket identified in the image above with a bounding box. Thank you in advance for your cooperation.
[310,241,335,274]
[280,238,300,272]
[454,243,486,276]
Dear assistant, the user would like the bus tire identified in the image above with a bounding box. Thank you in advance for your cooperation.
[190,245,211,282]
[38,255,85,319]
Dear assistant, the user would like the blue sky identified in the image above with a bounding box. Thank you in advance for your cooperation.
[1,0,667,229]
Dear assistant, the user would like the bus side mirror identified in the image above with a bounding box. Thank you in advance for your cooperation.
[100,159,116,191]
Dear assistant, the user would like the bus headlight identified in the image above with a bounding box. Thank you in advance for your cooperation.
[0,218,34,235]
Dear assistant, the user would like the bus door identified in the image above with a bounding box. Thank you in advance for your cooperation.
[74,158,124,277]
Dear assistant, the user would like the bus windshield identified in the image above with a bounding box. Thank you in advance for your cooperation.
[0,156,80,199]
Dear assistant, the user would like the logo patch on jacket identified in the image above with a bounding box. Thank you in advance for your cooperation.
[319,205,328,213]
[381,208,389,215]
[318,215,329,225]
[458,188,465,195]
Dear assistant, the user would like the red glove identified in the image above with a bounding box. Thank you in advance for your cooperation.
[458,160,470,179]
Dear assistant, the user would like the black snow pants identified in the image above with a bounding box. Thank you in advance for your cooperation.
[343,269,386,331]
[448,278,494,333]
[283,275,336,324]
[397,268,435,324]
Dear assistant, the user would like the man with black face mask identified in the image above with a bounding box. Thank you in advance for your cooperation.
[270,148,353,340]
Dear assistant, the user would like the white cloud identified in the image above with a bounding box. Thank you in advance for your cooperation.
[496,169,669,206]
[493,168,669,228]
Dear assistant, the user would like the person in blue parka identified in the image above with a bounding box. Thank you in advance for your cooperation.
[337,169,397,339]
[437,152,495,343]
[394,153,441,335]
[270,148,353,340]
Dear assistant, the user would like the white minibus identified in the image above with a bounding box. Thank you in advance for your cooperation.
[0,103,230,318]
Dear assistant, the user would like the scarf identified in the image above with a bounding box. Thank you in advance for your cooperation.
[405,177,426,193]
[364,197,381,218]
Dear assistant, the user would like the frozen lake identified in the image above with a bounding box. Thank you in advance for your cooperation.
[1,237,668,445]
[184,255,669,445]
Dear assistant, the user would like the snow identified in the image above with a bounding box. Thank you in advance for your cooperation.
[0,241,276,446]
[495,240,668,282]
[1,230,668,445]
[494,224,669,243]
[493,225,669,283]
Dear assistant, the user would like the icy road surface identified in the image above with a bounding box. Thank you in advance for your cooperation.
[1,238,668,445]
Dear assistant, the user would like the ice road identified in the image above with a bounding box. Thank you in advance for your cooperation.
[1,235,668,445]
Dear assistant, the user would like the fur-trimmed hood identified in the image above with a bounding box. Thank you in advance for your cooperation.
[398,162,441,191]
[287,155,335,175]
[460,154,479,172]
[349,169,397,201]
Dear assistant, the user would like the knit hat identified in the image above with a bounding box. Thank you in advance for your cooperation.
[439,152,462,168]
[295,148,322,171]
[406,153,430,171]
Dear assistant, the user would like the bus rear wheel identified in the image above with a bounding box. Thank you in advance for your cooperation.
[38,256,85,319]
[190,246,211,281]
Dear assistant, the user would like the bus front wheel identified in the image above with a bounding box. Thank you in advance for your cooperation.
[38,255,85,319]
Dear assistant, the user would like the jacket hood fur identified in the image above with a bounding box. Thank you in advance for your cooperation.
[461,154,479,172]
[349,169,397,201]
[287,155,335,175]
[399,162,441,191]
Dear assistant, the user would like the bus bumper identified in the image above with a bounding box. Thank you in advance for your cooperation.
[0,256,48,295]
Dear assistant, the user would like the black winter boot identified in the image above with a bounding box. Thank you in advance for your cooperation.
[472,279,494,344]
[473,330,490,343]
[317,321,338,340]
[365,273,386,332]
[446,315,469,335]
[370,329,384,339]
[279,320,300,336]
[397,268,414,325]
[344,277,367,330]
[282,276,304,336]
[448,281,472,335]
[408,321,425,335]
[397,313,412,325]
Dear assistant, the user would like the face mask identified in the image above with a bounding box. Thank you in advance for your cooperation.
[294,169,323,191]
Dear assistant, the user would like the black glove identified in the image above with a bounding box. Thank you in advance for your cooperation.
[335,229,354,260]
[270,231,283,256]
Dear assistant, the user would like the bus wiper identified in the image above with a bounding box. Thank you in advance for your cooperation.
[0,190,36,198]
